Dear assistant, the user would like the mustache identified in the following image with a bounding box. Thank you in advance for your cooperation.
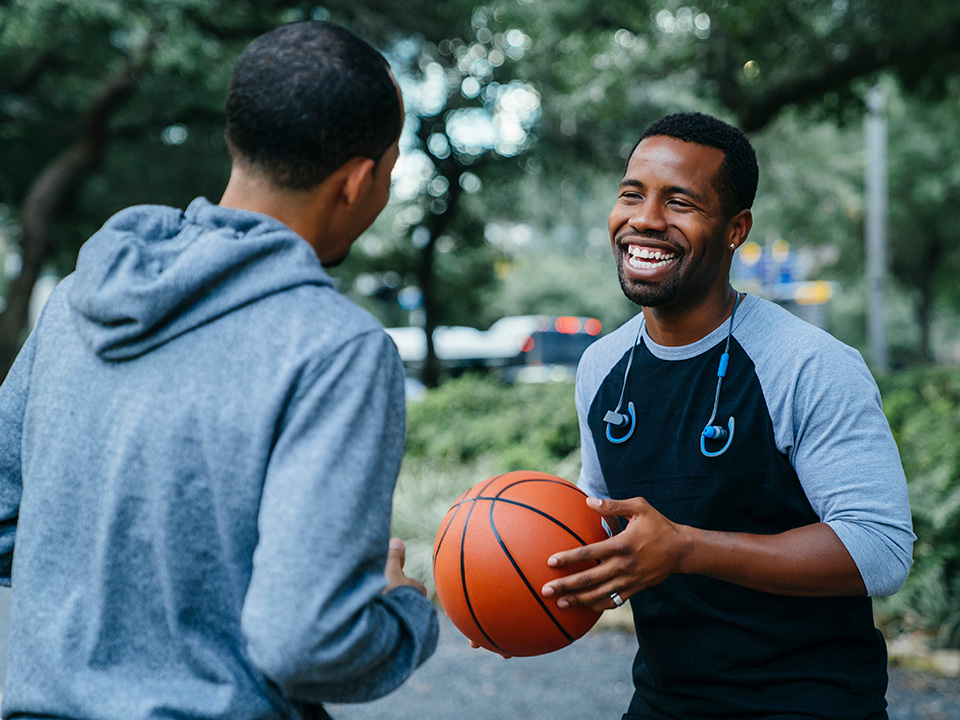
[614,230,679,249]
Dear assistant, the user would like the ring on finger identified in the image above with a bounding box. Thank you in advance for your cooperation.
[610,591,625,607]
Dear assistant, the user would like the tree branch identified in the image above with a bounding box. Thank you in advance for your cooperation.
[0,50,152,378]
[733,18,960,131]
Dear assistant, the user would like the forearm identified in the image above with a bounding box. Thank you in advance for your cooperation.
[543,498,868,610]
[678,521,866,597]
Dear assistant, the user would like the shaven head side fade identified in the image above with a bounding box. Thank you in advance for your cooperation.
[630,112,759,218]
[225,21,401,192]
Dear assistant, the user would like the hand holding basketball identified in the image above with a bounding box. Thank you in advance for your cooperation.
[433,472,610,657]
[542,496,689,612]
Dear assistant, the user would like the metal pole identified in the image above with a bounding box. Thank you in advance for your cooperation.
[865,84,889,371]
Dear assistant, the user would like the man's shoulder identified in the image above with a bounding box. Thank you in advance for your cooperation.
[737,295,861,364]
[582,313,643,365]
[576,313,643,403]
[274,284,391,350]
[736,295,873,402]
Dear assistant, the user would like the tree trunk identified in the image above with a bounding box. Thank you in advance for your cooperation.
[915,236,942,364]
[0,60,144,380]
[417,166,464,388]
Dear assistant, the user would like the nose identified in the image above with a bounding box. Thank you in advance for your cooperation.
[627,198,668,233]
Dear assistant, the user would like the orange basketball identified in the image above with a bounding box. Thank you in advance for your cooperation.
[432,471,609,657]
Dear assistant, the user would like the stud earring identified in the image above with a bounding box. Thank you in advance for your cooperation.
[729,243,736,250]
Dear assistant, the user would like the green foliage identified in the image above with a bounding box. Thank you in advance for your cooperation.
[404,373,580,472]
[875,366,960,647]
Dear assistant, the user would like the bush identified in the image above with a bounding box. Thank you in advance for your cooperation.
[404,373,580,472]
[875,367,960,648]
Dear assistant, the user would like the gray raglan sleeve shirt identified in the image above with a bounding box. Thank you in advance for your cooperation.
[576,298,914,598]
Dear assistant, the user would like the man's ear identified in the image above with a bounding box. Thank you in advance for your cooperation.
[727,209,753,250]
[340,157,376,207]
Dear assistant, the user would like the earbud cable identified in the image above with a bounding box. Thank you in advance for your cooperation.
[704,292,742,429]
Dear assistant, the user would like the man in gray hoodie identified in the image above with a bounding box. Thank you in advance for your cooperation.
[0,20,437,719]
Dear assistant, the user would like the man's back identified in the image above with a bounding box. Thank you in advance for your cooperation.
[0,199,437,718]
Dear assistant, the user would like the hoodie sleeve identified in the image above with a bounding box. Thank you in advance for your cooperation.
[240,329,438,703]
[0,330,37,586]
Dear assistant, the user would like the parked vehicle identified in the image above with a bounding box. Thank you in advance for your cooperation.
[385,315,603,382]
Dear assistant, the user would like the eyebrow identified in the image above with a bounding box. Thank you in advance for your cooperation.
[619,178,708,205]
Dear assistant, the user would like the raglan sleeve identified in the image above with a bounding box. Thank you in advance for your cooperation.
[576,347,609,500]
[788,342,915,597]
[0,330,37,586]
[240,329,438,703]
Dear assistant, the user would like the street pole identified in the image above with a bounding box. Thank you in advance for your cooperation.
[865,84,889,372]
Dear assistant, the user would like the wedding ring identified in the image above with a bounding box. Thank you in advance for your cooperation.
[610,591,625,607]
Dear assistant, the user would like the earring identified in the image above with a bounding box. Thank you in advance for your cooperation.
[729,243,736,250]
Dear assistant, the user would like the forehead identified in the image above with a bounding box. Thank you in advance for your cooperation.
[624,136,725,194]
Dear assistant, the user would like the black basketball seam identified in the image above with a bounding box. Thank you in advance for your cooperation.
[433,496,467,577]
[487,498,577,644]
[447,493,597,547]
[447,477,578,512]
[489,478,600,645]
[434,475,503,573]
[488,480,604,570]
[455,476,510,656]
[481,497,595,546]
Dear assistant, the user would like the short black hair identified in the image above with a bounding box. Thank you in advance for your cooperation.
[225,21,401,191]
[631,112,758,216]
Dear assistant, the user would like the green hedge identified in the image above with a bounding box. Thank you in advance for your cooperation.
[875,367,960,647]
[396,368,960,646]
[404,373,581,472]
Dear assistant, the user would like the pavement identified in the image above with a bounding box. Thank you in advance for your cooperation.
[330,612,960,720]
[0,589,957,718]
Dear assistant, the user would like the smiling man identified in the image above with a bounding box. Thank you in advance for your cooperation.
[542,113,915,719]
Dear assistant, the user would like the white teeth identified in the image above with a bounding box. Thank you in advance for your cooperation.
[626,245,676,267]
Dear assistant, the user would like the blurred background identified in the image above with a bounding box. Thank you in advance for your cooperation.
[1,0,959,699]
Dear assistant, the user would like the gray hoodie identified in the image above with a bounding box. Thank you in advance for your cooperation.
[0,197,438,718]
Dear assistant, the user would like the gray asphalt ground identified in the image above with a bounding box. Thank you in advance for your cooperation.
[0,590,957,717]
[330,613,960,720]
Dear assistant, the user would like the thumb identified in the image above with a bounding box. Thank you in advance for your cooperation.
[588,496,651,522]
[388,537,406,569]
[586,496,623,515]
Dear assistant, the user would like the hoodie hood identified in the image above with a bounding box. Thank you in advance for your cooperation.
[67,197,334,360]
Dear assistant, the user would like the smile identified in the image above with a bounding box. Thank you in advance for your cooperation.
[626,245,678,269]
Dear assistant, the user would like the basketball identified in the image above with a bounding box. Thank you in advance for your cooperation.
[432,471,610,657]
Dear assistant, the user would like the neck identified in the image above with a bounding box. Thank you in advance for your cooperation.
[642,285,740,347]
[219,166,332,251]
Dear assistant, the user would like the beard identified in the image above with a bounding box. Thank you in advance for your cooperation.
[616,260,683,307]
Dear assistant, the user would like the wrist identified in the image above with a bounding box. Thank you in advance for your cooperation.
[674,523,700,575]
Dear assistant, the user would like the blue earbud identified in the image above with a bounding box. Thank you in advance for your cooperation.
[698,295,741,458]
[605,293,742,459]
[701,417,735,457]
[604,402,636,444]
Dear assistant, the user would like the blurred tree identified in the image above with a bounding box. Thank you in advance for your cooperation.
[336,8,544,386]
[488,0,960,361]
[0,0,293,377]
[886,82,960,364]
[3,0,960,380]
[0,0,486,380]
